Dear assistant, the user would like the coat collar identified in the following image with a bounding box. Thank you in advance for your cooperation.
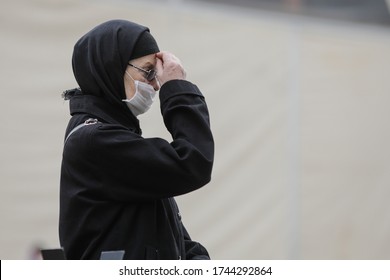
[69,94,142,135]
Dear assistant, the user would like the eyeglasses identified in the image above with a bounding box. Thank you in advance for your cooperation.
[128,63,157,81]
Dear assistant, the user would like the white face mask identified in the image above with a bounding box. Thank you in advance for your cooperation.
[123,71,156,116]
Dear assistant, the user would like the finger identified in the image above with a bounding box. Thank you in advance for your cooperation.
[155,57,163,75]
[155,51,168,61]
[159,51,179,66]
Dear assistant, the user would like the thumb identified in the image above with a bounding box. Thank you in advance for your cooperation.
[156,57,163,76]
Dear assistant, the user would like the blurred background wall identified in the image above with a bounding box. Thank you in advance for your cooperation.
[1,0,390,259]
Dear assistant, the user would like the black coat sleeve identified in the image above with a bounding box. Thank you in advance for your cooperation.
[63,80,214,202]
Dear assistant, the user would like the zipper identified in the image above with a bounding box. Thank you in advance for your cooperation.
[64,118,100,145]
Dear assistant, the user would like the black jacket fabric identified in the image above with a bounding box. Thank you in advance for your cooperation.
[59,80,214,259]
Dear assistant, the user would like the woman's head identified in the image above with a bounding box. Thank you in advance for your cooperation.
[72,19,159,106]
[124,53,160,101]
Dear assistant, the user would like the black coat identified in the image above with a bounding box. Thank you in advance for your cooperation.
[59,80,214,259]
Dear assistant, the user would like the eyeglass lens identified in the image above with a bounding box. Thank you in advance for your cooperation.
[129,63,157,81]
[146,70,157,81]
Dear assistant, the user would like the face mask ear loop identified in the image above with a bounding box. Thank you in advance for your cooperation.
[125,71,135,81]
[124,71,138,102]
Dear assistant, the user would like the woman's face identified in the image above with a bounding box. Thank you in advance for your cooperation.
[124,53,160,100]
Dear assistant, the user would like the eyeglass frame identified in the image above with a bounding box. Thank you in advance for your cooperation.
[128,63,157,81]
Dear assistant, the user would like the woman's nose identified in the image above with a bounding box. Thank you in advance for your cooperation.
[150,78,160,91]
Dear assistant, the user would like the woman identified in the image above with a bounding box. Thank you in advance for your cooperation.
[59,19,214,260]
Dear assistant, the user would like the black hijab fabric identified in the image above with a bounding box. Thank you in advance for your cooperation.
[71,19,159,107]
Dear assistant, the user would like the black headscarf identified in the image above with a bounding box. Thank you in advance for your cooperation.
[70,19,159,107]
